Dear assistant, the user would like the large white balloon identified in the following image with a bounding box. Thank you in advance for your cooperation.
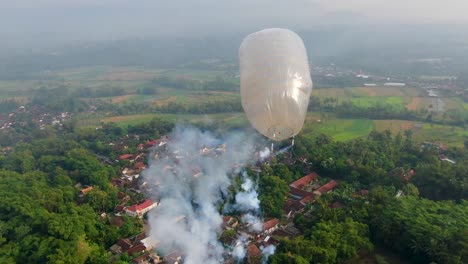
[239,28,313,141]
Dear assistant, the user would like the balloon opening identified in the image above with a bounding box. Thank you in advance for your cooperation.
[267,125,294,141]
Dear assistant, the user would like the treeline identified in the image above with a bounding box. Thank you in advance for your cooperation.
[150,76,238,91]
[309,96,468,127]
[0,99,19,112]
[73,86,126,98]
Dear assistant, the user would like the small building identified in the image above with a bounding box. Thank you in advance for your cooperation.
[127,243,147,256]
[384,82,406,87]
[289,172,319,189]
[110,238,133,254]
[80,186,94,196]
[125,199,157,218]
[262,219,279,235]
[247,244,262,258]
[223,216,239,230]
[119,154,134,160]
[313,180,338,196]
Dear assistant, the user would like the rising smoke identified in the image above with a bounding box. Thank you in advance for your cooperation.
[143,126,262,263]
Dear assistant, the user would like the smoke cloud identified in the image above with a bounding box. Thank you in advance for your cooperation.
[259,147,271,161]
[143,126,258,263]
[234,175,260,211]
[261,245,276,263]
[232,235,249,261]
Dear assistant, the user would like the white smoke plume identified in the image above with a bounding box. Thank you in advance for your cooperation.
[234,175,260,211]
[259,147,271,161]
[143,126,258,264]
[232,235,249,261]
[241,213,263,232]
[261,245,276,263]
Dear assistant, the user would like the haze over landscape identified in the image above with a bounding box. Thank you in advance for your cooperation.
[0,1,467,264]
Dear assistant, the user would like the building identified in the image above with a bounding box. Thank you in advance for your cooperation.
[384,82,406,87]
[80,186,94,196]
[313,180,338,196]
[289,172,319,189]
[262,219,279,235]
[125,199,158,218]
[119,154,134,160]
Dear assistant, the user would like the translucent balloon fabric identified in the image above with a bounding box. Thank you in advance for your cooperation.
[239,28,313,141]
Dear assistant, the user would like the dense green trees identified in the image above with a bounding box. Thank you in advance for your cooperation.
[271,219,373,264]
[261,129,468,263]
[0,132,143,263]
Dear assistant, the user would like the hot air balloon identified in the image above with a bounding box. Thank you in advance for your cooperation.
[239,28,313,141]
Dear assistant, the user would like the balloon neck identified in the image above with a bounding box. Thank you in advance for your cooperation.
[268,125,293,141]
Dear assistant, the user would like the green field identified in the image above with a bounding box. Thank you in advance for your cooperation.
[349,96,407,109]
[89,112,248,128]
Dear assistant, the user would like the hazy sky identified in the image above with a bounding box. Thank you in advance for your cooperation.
[1,0,467,49]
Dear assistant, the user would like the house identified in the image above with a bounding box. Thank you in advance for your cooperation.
[289,172,319,189]
[133,253,160,264]
[145,139,159,148]
[262,236,280,248]
[141,236,160,250]
[127,243,147,256]
[80,186,94,196]
[223,216,239,230]
[313,180,338,196]
[111,178,126,187]
[134,162,146,171]
[262,219,279,235]
[119,154,133,160]
[287,173,322,206]
[110,238,133,254]
[299,195,315,205]
[247,244,262,258]
[283,199,305,219]
[125,199,157,218]
[132,253,150,264]
[163,251,183,264]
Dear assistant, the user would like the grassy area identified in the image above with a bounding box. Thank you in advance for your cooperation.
[303,118,375,141]
[76,109,468,146]
[416,123,468,146]
[349,96,407,109]
[93,112,248,127]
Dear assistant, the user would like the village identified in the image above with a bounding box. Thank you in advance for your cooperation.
[71,123,462,264]
[70,129,372,264]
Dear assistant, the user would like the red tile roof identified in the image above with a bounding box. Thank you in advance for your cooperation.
[247,244,262,257]
[119,154,133,160]
[132,253,150,264]
[116,239,132,251]
[134,162,146,170]
[289,186,313,199]
[145,139,159,147]
[126,199,154,213]
[299,195,315,205]
[80,186,94,194]
[127,243,146,255]
[316,180,338,194]
[290,172,319,189]
[263,218,279,231]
